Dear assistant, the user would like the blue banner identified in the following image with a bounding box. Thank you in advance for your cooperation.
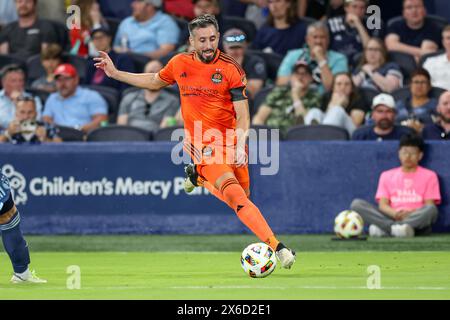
[0,141,449,234]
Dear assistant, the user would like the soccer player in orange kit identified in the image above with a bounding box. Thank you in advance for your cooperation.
[94,14,296,269]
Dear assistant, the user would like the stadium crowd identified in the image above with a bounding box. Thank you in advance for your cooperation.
[0,0,449,143]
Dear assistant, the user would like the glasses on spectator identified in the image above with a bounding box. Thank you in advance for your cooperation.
[224,35,246,43]
[16,95,35,102]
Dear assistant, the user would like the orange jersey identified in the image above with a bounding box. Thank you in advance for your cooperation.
[158,50,247,161]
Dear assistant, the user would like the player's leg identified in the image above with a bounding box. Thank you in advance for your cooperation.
[199,164,296,269]
[0,174,46,283]
[232,165,296,268]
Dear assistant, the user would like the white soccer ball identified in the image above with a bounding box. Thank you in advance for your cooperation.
[240,242,277,278]
[334,210,364,239]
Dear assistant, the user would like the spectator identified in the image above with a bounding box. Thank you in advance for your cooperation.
[423,25,450,91]
[30,43,63,93]
[86,27,135,93]
[252,60,321,135]
[117,60,180,132]
[42,64,108,133]
[385,0,441,63]
[395,68,438,132]
[113,0,180,59]
[0,0,18,28]
[276,21,348,92]
[422,91,450,140]
[305,72,366,135]
[352,38,403,93]
[0,0,58,59]
[69,0,108,57]
[252,0,308,57]
[352,93,414,140]
[351,134,441,237]
[327,0,384,67]
[0,64,43,130]
[0,96,61,143]
[222,28,267,99]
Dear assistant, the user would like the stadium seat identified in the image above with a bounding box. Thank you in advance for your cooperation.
[172,16,189,47]
[25,87,50,105]
[392,86,446,101]
[286,125,349,141]
[86,125,152,141]
[300,17,317,26]
[387,51,417,83]
[105,17,121,42]
[127,52,151,73]
[359,87,379,110]
[223,16,257,43]
[153,125,185,141]
[419,50,445,67]
[250,85,274,118]
[0,54,26,70]
[246,50,283,82]
[56,125,85,142]
[82,84,120,122]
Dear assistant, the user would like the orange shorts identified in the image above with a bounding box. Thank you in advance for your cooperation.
[197,163,250,193]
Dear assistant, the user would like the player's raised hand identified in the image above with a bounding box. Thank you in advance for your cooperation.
[94,51,117,78]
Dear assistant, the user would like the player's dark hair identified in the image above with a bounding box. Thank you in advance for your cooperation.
[399,133,425,152]
[188,14,219,37]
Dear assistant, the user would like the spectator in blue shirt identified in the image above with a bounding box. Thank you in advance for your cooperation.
[395,68,438,132]
[252,0,308,57]
[277,21,348,92]
[352,93,414,140]
[42,64,108,133]
[86,27,135,93]
[422,91,450,140]
[0,64,43,130]
[113,0,180,59]
[385,0,441,63]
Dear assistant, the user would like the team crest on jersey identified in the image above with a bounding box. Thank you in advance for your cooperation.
[211,72,223,84]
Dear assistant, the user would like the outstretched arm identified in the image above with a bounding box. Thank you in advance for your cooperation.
[94,51,168,91]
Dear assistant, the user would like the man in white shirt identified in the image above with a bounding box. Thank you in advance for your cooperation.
[423,25,450,91]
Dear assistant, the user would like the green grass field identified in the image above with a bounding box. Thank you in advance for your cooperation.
[1,235,450,300]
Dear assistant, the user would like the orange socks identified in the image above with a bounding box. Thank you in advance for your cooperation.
[219,179,278,249]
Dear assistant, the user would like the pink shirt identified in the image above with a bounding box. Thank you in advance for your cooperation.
[375,166,441,211]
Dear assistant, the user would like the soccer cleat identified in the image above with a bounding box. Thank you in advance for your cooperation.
[184,164,203,193]
[369,224,388,237]
[391,224,415,238]
[10,270,47,284]
[275,246,296,269]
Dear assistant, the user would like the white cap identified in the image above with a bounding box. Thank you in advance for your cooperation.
[371,93,396,110]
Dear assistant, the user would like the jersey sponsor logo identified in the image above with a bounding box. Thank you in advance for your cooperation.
[1,164,27,205]
[211,72,223,84]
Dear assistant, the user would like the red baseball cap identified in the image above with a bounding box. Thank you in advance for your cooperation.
[54,63,78,78]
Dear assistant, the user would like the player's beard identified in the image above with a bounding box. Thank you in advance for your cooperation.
[198,49,217,63]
